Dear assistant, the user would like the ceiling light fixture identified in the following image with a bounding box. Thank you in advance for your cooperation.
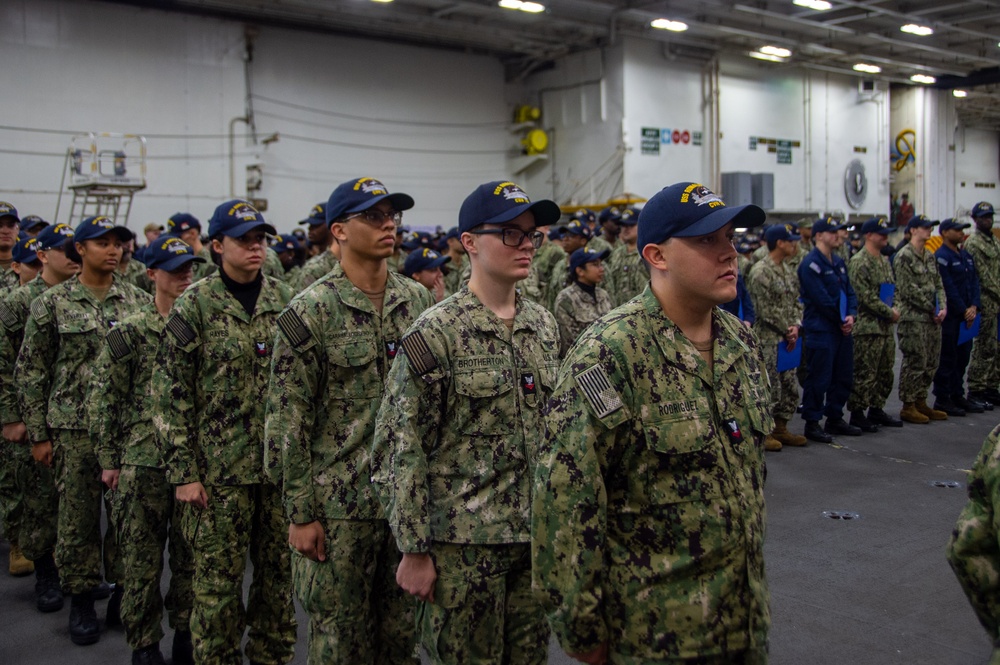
[910,74,936,84]
[953,89,968,98]
[901,24,934,36]
[749,51,786,63]
[793,0,832,9]
[650,18,688,32]
[760,45,793,58]
[370,0,393,3]
[853,63,882,74]
[498,0,545,13]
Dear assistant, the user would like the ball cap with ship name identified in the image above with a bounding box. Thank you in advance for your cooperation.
[167,213,201,235]
[458,181,561,233]
[12,236,39,265]
[812,217,845,235]
[764,223,802,243]
[21,215,49,233]
[972,201,995,218]
[35,223,75,250]
[325,178,414,225]
[569,246,611,271]
[402,247,451,277]
[208,200,276,238]
[906,214,938,231]
[939,218,972,232]
[637,182,766,249]
[0,203,19,224]
[74,216,133,243]
[143,236,206,271]
[861,217,892,235]
[298,203,328,227]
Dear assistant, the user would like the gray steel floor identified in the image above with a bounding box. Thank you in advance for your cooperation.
[0,391,994,664]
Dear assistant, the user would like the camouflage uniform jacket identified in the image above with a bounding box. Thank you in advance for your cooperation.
[588,235,613,256]
[0,275,50,424]
[122,258,154,294]
[89,302,165,470]
[443,257,465,297]
[848,248,896,336]
[965,229,1000,310]
[894,242,946,323]
[0,265,20,295]
[281,265,302,289]
[553,282,612,357]
[372,286,560,553]
[265,263,433,524]
[544,256,570,312]
[746,254,802,342]
[154,272,293,486]
[604,244,648,308]
[297,250,338,291]
[192,246,217,282]
[533,241,563,299]
[533,286,772,658]
[263,247,284,280]
[17,275,152,443]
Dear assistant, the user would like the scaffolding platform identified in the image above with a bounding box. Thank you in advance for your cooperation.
[55,133,147,227]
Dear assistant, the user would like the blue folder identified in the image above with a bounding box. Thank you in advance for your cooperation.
[879,283,895,307]
[959,313,981,345]
[777,340,802,372]
[839,291,848,321]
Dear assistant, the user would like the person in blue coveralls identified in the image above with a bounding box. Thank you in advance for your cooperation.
[798,217,860,443]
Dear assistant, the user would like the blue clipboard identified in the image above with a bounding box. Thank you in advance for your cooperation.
[879,283,895,307]
[839,291,848,321]
[959,313,981,345]
[777,340,802,372]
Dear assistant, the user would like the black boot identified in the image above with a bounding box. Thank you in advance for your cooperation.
[68,592,100,646]
[171,630,194,665]
[868,407,904,428]
[89,580,113,600]
[106,585,124,628]
[804,420,834,443]
[984,389,1000,406]
[825,417,862,436]
[933,398,966,417]
[131,643,166,665]
[956,395,986,414]
[849,410,879,433]
[971,394,995,411]
[33,552,64,613]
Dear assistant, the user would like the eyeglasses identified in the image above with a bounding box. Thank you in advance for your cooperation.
[469,228,544,249]
[343,209,403,227]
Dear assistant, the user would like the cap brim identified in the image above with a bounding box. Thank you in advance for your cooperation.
[85,226,134,242]
[298,218,326,226]
[154,254,207,271]
[482,199,563,228]
[220,220,277,237]
[673,204,766,238]
[786,233,802,241]
[347,192,415,215]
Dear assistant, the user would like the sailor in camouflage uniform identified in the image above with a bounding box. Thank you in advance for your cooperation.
[603,207,648,307]
[373,181,561,665]
[965,201,1000,406]
[17,216,152,646]
[845,218,904,431]
[894,216,948,424]
[0,223,78,612]
[543,219,591,311]
[746,223,807,451]
[266,178,432,665]
[90,237,202,665]
[533,182,772,664]
[0,202,22,293]
[154,200,296,665]
[553,247,612,356]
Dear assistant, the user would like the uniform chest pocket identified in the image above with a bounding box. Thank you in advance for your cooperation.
[203,338,245,392]
[326,335,380,399]
[521,360,559,409]
[454,368,514,435]
[642,412,720,505]
[57,317,98,336]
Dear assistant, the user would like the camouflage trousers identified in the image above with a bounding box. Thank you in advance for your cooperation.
[847,333,896,411]
[114,465,193,650]
[181,483,296,665]
[53,429,119,594]
[758,333,801,422]
[0,440,24,543]
[421,542,548,665]
[292,518,417,665]
[14,442,57,561]
[897,320,941,403]
[968,306,1000,393]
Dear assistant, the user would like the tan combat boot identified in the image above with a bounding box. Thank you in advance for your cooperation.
[899,402,929,424]
[916,399,947,421]
[773,418,807,446]
[764,434,782,451]
[9,543,34,576]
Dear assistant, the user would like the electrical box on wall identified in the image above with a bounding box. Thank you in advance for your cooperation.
[721,172,753,207]
[752,173,774,210]
[858,79,885,97]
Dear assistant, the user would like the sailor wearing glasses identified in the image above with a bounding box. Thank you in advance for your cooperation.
[372,180,561,665]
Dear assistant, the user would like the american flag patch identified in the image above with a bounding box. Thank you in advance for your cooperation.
[277,309,311,348]
[575,364,623,418]
[106,327,132,361]
[166,315,196,346]
[400,330,437,376]
[0,302,17,330]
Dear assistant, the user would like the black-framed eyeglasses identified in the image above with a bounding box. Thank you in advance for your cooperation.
[469,228,544,249]
[343,209,403,227]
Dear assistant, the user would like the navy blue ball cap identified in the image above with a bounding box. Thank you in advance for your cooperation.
[617,207,640,226]
[35,223,75,250]
[598,206,622,224]
[326,178,414,225]
[637,182,765,250]
[12,236,39,264]
[208,200,275,238]
[861,217,893,235]
[548,226,566,241]
[569,246,610,271]
[972,201,995,218]
[20,215,49,232]
[0,202,19,224]
[167,212,201,234]
[144,236,206,271]
[571,208,596,225]
[402,247,451,277]
[764,223,802,244]
[298,203,327,226]
[444,227,460,241]
[74,216,133,243]
[906,214,938,231]
[563,219,594,239]
[939,218,972,232]
[272,234,301,253]
[458,181,561,233]
[812,217,845,235]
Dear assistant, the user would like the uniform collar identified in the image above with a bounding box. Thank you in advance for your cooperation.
[67,274,129,305]
[454,285,542,338]
[325,262,412,317]
[203,271,284,323]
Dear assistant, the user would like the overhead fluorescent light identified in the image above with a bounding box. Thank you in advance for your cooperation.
[793,0,832,9]
[910,74,936,84]
[760,45,792,58]
[853,63,882,74]
[901,24,933,36]
[370,0,393,3]
[749,51,785,63]
[953,89,968,98]
[498,0,545,12]
[651,18,688,32]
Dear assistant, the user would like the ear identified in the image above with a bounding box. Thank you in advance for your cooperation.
[330,222,348,244]
[641,241,669,271]
[211,237,224,254]
[460,232,477,257]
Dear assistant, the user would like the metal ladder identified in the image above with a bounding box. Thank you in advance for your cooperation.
[54,133,147,227]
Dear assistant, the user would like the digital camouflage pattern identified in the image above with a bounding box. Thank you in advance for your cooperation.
[0,275,49,425]
[604,245,648,308]
[588,235,614,256]
[747,255,803,421]
[847,249,897,411]
[443,258,466,297]
[894,242,946,402]
[263,247,284,280]
[533,287,772,662]
[297,250,339,292]
[0,264,20,294]
[553,282,612,357]
[947,422,1000,664]
[532,241,563,303]
[193,247,217,283]
[965,228,1000,393]
[122,257,154,294]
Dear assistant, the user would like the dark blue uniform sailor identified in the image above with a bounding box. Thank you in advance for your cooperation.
[798,217,860,441]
